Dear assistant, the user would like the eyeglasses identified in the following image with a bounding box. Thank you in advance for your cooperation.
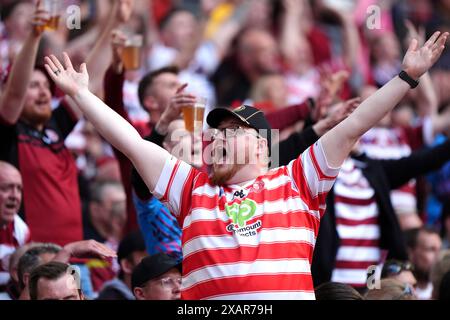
[385,261,414,276]
[211,125,260,141]
[157,277,182,290]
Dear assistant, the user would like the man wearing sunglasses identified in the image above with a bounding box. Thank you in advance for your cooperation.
[43,30,448,299]
[381,260,417,290]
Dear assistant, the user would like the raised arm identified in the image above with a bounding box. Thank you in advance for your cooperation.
[44,53,170,192]
[0,7,47,124]
[279,0,309,71]
[85,0,134,98]
[320,31,448,168]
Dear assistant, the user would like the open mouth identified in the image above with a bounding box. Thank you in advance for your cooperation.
[213,146,228,164]
[35,99,50,107]
[5,203,18,210]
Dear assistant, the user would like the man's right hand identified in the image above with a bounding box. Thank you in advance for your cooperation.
[110,29,127,73]
[54,240,117,263]
[31,1,50,37]
[155,84,196,135]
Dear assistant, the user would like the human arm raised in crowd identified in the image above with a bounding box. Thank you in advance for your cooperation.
[402,21,450,138]
[320,32,448,168]
[0,7,47,124]
[45,53,171,193]
[84,0,134,98]
[132,84,196,201]
[279,0,309,71]
[103,30,130,122]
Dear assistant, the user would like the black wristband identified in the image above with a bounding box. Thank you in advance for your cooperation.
[398,70,419,89]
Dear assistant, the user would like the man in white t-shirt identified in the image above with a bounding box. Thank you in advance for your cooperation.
[43,31,448,299]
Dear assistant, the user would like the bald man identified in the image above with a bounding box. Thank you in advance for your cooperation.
[0,161,30,295]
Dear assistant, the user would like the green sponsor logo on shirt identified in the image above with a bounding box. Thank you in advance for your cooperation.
[225,199,257,227]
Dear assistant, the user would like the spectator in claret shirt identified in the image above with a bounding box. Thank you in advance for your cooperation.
[0,1,133,246]
[45,29,447,300]
[0,161,30,296]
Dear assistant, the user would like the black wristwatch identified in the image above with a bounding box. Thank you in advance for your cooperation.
[398,70,419,89]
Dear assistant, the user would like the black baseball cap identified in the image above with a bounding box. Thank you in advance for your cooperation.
[117,231,146,262]
[131,253,182,289]
[206,105,272,156]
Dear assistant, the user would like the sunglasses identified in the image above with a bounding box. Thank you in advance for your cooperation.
[385,261,414,276]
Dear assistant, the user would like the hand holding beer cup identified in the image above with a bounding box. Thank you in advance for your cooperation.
[156,84,197,135]
[31,8,50,36]
[182,96,206,133]
[111,29,127,72]
[121,33,143,70]
[36,0,61,31]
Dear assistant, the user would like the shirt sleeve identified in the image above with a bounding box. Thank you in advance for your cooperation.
[151,156,199,220]
[287,139,340,201]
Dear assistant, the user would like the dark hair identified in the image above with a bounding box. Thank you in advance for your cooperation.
[29,261,71,300]
[2,65,55,96]
[158,8,196,30]
[137,66,179,109]
[315,282,364,300]
[17,243,61,290]
[0,0,26,21]
[404,226,440,250]
[438,270,450,300]
[117,231,146,280]
[34,65,56,95]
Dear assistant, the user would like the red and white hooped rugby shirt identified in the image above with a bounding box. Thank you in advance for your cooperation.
[152,140,339,300]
